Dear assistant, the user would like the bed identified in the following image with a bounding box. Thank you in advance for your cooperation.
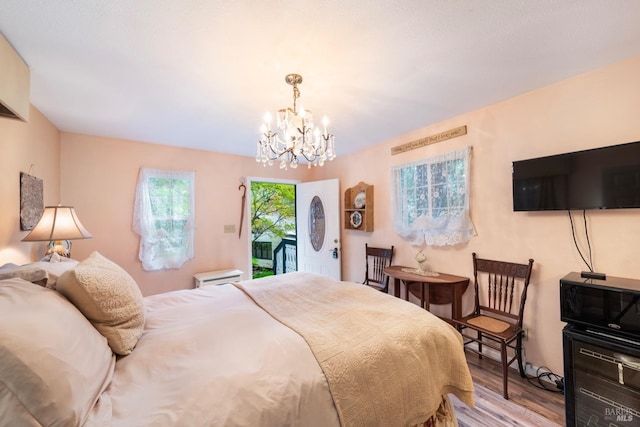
[0,252,474,427]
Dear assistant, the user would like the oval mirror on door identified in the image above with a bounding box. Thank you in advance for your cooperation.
[308,195,325,252]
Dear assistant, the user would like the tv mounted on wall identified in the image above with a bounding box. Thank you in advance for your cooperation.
[512,141,640,211]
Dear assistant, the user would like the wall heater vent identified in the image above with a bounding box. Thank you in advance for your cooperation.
[194,269,243,287]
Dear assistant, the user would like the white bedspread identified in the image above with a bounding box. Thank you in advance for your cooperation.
[103,284,340,427]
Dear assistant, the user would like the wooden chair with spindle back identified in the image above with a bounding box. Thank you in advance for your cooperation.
[452,252,534,399]
[363,243,394,293]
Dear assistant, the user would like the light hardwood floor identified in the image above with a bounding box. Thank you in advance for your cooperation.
[451,355,566,426]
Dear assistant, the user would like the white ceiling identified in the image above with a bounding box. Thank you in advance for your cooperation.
[1,1,639,158]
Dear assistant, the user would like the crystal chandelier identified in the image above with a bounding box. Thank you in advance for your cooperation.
[257,74,336,169]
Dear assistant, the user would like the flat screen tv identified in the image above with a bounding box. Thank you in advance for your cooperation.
[512,141,640,211]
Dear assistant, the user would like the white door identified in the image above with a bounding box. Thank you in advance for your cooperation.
[296,179,341,280]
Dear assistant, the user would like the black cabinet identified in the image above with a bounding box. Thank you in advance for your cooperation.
[561,273,640,426]
[563,325,640,426]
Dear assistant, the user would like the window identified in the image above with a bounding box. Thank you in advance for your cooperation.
[252,241,272,260]
[133,168,195,271]
[391,146,475,246]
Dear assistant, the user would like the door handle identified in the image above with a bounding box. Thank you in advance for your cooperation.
[331,247,339,259]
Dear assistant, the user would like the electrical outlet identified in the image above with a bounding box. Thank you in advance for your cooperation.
[522,328,529,340]
[223,224,236,233]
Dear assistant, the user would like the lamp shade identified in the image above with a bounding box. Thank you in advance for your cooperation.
[22,205,93,242]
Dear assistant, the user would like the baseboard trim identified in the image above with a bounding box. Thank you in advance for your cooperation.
[463,342,557,388]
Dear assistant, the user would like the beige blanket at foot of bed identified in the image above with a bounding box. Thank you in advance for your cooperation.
[235,272,475,427]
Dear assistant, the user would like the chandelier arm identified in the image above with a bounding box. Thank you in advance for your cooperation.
[300,152,318,163]
[268,145,281,157]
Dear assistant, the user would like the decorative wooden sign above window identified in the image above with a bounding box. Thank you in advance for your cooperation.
[391,125,467,155]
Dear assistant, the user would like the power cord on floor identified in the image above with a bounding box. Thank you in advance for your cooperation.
[525,365,564,394]
[521,348,564,394]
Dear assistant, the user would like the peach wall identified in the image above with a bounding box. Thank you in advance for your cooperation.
[0,106,60,265]
[315,57,640,375]
[59,133,308,296]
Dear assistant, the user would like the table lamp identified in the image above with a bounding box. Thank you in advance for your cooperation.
[22,205,93,257]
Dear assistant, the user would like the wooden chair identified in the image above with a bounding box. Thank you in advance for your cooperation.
[452,252,534,399]
[363,244,394,293]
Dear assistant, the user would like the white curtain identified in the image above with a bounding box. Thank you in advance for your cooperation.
[391,146,475,246]
[133,168,195,271]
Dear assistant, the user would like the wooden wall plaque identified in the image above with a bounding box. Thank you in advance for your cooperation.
[391,125,467,155]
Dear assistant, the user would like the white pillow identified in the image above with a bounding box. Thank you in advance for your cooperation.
[0,278,115,426]
[0,265,50,286]
[57,252,146,355]
[0,258,78,288]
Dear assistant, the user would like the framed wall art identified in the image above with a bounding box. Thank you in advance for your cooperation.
[20,172,44,231]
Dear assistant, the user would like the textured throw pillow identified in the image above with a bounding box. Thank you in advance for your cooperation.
[0,278,115,426]
[57,251,145,355]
